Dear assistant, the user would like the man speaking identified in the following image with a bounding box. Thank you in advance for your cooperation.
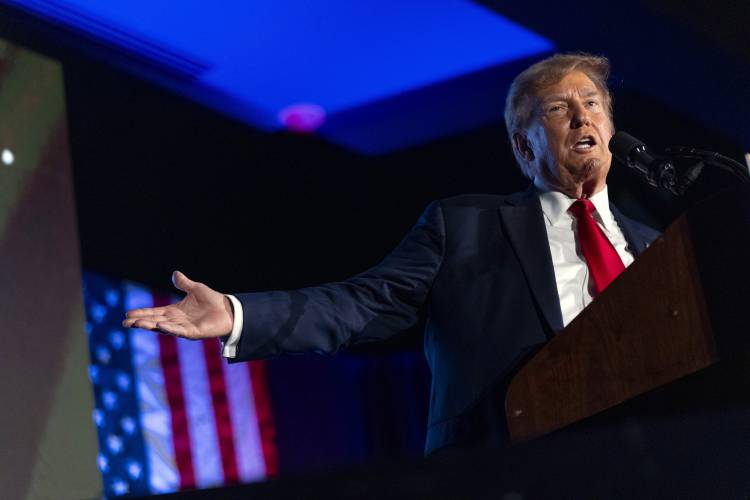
[123,53,658,454]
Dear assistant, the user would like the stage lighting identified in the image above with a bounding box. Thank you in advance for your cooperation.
[2,148,13,165]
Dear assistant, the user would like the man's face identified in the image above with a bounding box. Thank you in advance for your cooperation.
[517,70,614,197]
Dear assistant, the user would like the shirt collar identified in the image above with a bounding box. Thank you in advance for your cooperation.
[536,183,614,229]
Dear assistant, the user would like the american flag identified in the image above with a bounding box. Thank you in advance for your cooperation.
[83,272,278,497]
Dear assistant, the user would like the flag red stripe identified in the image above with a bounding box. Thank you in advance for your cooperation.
[202,338,240,484]
[249,360,279,477]
[154,293,196,490]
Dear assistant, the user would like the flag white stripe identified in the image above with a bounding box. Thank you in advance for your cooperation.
[176,338,224,488]
[222,361,267,482]
[125,283,179,494]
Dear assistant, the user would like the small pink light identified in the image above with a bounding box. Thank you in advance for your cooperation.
[278,103,326,133]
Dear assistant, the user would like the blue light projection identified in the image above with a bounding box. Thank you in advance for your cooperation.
[7,0,553,153]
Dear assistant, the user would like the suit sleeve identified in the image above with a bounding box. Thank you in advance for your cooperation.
[232,201,446,361]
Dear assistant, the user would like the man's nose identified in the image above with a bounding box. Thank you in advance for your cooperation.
[570,103,591,128]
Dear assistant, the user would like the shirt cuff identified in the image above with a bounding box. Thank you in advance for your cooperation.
[221,294,244,358]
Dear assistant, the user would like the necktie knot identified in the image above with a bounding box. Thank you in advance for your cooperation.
[568,198,595,217]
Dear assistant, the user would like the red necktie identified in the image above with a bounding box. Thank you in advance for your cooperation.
[568,198,625,294]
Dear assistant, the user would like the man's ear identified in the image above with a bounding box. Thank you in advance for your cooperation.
[512,132,534,161]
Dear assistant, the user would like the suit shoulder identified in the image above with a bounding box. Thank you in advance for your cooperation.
[435,193,520,210]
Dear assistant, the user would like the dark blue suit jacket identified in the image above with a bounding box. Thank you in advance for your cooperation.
[233,188,659,454]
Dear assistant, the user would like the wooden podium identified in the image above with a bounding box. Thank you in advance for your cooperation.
[506,185,750,443]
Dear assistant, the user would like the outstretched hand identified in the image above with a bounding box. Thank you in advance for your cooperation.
[122,271,234,340]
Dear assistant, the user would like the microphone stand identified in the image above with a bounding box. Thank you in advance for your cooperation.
[663,146,750,195]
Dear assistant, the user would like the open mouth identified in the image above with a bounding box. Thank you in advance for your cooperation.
[572,136,597,152]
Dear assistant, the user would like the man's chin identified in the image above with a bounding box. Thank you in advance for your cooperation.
[570,159,599,184]
[580,159,609,193]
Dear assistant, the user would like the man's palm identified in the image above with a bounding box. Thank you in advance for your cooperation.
[123,271,234,339]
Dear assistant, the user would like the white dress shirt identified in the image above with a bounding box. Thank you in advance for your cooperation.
[221,295,244,358]
[222,185,636,357]
[537,185,634,327]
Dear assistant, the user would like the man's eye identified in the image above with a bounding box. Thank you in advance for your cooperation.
[586,100,599,107]
[548,105,564,113]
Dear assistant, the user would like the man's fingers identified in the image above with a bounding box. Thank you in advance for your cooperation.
[124,309,173,328]
[123,318,197,339]
[126,306,168,319]
[122,317,144,328]
[129,318,160,330]
[123,314,171,328]
[172,270,199,293]
[155,321,192,337]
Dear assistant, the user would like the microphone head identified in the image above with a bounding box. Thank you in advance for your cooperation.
[608,131,678,193]
[608,131,645,164]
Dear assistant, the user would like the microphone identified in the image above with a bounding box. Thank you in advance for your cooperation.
[609,131,679,194]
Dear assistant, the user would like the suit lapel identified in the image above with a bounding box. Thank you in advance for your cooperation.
[611,205,653,256]
[498,188,565,334]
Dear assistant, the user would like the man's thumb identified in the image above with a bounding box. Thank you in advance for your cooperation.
[172,270,197,293]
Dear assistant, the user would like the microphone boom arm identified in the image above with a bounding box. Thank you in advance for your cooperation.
[663,146,750,184]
